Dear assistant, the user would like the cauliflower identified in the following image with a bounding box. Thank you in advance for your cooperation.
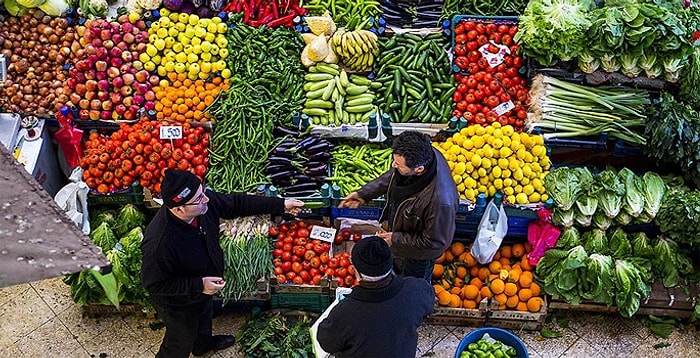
[136,0,160,10]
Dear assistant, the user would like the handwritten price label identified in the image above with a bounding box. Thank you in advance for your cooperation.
[159,126,182,140]
[493,101,515,116]
[310,225,337,243]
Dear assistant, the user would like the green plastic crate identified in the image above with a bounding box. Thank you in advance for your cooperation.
[270,293,331,313]
[87,182,144,206]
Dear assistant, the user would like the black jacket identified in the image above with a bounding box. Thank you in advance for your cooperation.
[357,148,459,259]
[317,276,434,358]
[141,190,284,308]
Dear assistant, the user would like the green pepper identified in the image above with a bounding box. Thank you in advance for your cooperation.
[468,343,479,352]
[506,347,517,357]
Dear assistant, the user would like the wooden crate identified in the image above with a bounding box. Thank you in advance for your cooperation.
[425,298,489,326]
[486,297,548,331]
[548,281,698,319]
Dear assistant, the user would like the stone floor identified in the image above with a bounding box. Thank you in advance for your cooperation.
[1,277,699,358]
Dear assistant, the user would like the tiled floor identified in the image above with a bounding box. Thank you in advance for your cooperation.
[1,277,699,357]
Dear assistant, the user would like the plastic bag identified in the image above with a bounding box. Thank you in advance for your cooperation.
[54,167,90,235]
[54,124,84,170]
[471,199,508,264]
[526,208,561,266]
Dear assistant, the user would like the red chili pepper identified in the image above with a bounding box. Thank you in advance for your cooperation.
[242,2,251,24]
[265,13,296,27]
[259,13,275,25]
[271,0,279,17]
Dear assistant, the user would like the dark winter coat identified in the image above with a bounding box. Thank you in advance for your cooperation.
[317,275,434,358]
[357,148,459,259]
[141,190,284,308]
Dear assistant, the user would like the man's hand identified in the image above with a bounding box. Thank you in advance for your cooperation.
[338,192,365,209]
[202,276,225,295]
[284,199,304,215]
[377,232,393,246]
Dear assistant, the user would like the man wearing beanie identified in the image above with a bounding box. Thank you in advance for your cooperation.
[317,236,434,358]
[141,169,303,358]
[339,130,459,281]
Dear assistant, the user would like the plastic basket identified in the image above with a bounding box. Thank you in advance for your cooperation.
[265,184,331,220]
[450,15,519,74]
[270,293,331,313]
[87,182,144,206]
[455,327,529,358]
[330,186,386,221]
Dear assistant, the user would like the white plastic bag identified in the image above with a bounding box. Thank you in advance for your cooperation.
[54,167,90,235]
[471,199,508,264]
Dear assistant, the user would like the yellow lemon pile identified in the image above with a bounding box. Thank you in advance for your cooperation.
[434,123,550,204]
[142,9,231,81]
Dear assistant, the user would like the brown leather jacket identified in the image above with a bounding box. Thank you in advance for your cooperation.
[357,148,459,260]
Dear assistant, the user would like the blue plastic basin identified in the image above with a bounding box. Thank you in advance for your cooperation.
[454,327,529,358]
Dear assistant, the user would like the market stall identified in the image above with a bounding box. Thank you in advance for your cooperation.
[2,0,700,355]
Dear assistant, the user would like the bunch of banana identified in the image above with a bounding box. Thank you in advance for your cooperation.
[301,63,382,126]
[331,29,379,72]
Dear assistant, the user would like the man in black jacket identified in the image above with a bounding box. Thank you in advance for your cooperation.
[317,236,434,357]
[339,131,459,281]
[141,169,303,357]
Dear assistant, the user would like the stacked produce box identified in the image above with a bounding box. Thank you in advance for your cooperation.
[2,0,699,328]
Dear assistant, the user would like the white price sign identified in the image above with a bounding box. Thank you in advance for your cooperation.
[309,225,337,243]
[493,100,515,116]
[160,125,183,139]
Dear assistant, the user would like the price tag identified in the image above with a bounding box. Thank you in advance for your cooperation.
[478,41,511,68]
[159,125,182,139]
[309,225,337,243]
[493,100,515,116]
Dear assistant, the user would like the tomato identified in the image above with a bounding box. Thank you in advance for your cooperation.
[297,228,309,238]
[303,250,315,261]
[274,240,284,249]
[454,44,467,56]
[465,93,476,103]
[336,267,348,278]
[344,275,355,287]
[464,21,476,31]
[457,83,468,94]
[293,246,306,257]
[475,23,486,34]
[509,26,518,36]
[312,275,323,285]
[452,91,463,103]
[146,161,157,173]
[339,257,350,268]
[501,34,513,46]
[517,109,528,120]
[313,242,325,255]
[456,101,468,112]
[488,43,500,54]
[454,56,469,70]
[320,252,329,264]
[310,257,320,268]
[292,262,303,274]
[273,267,283,276]
[455,33,467,44]
[299,270,310,282]
[281,251,292,262]
[285,271,297,280]
[467,41,479,52]
[513,57,523,68]
[276,274,287,283]
[282,242,293,252]
[328,257,339,269]
[466,104,478,114]
[466,77,478,88]
[121,160,133,172]
[273,249,283,258]
[467,50,480,62]
[477,35,488,46]
[194,165,207,177]
[454,22,465,35]
[466,30,478,41]
[177,159,189,170]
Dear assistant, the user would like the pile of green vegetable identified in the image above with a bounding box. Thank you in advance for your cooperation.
[208,21,306,193]
[442,0,527,20]
[236,312,314,357]
[219,216,273,303]
[374,33,455,123]
[301,0,381,29]
[458,337,518,358]
[579,0,694,81]
[64,204,149,309]
[678,2,700,108]
[645,93,700,188]
[327,144,392,196]
[656,184,700,246]
[544,167,665,229]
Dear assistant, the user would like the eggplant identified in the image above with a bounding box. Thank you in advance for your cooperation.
[284,189,319,197]
[274,125,300,137]
[303,141,333,156]
[264,164,294,175]
[294,136,320,152]
[307,151,331,162]
[285,181,320,192]
[269,170,299,182]
[303,161,327,170]
[304,164,328,177]
[268,156,295,166]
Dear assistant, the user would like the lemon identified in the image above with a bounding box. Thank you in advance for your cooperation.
[168,13,179,22]
[453,174,463,184]
[199,71,209,80]
[164,61,175,72]
[139,52,151,63]
[464,177,477,189]
[503,178,513,188]
[191,37,202,46]
[204,33,216,43]
[516,193,528,204]
[471,154,482,167]
[523,184,535,195]
[504,186,514,196]
[189,63,200,74]
[188,14,200,26]
[454,162,466,175]
[144,61,156,72]
[178,13,189,24]
[471,171,480,180]
[478,185,488,194]
[477,168,487,178]
[514,185,523,194]
[501,169,511,179]
[168,27,179,38]
[175,52,188,63]
[522,165,533,179]
[185,27,196,38]
[492,138,503,149]
[157,65,167,77]
[493,178,503,190]
[194,26,207,38]
[541,194,549,202]
[220,68,232,78]
[449,154,457,162]
[488,186,497,196]
[440,141,452,151]
[174,62,187,73]
[492,166,502,178]
[447,161,455,171]
[485,125,495,135]
[475,126,486,136]
[513,168,524,181]
[499,147,512,158]
[457,154,466,163]
[483,145,494,158]
[481,159,491,169]
[457,183,465,192]
[217,23,228,33]
[159,16,171,26]
[172,42,184,53]
[465,162,474,173]
[531,163,542,173]
[200,52,212,62]
[506,195,516,204]
[529,192,541,203]
[212,17,222,24]
[199,62,212,73]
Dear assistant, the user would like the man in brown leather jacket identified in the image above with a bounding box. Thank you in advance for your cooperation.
[339,131,459,281]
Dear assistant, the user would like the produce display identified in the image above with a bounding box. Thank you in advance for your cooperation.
[544,167,665,229]
[451,19,529,130]
[442,0,527,18]
[64,204,149,308]
[435,123,550,204]
[327,250,357,287]
[152,75,228,122]
[299,12,338,66]
[63,16,154,121]
[327,144,392,196]
[0,11,74,115]
[458,337,518,358]
[266,134,332,196]
[432,242,544,312]
[374,33,454,123]
[80,120,210,195]
[269,220,332,285]
[219,216,273,302]
[302,64,381,125]
[380,0,444,28]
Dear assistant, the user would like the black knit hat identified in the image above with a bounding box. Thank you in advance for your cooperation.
[161,169,201,208]
[351,236,393,276]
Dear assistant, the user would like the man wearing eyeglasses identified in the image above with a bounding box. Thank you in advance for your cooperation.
[141,169,303,358]
[339,131,459,281]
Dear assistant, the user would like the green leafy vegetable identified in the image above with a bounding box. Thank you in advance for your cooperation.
[608,227,632,259]
[89,221,117,253]
[619,168,645,219]
[595,170,625,219]
[630,232,653,258]
[540,327,563,338]
[237,312,313,357]
[613,258,651,318]
[583,228,608,254]
[651,236,694,288]
[656,187,700,245]
[545,167,588,211]
[556,226,582,249]
[114,204,145,237]
[583,253,615,304]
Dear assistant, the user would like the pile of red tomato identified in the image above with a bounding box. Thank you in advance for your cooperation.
[270,221,359,288]
[80,120,209,195]
[451,20,529,130]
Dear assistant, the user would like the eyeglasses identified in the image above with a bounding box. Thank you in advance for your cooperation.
[182,192,207,206]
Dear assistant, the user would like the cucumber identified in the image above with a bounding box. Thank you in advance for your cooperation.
[315,63,340,76]
[306,87,326,99]
[307,79,331,92]
[346,97,374,107]
[345,104,374,113]
[346,85,369,96]
[305,73,334,81]
[322,79,336,101]
[349,74,372,86]
[305,99,334,109]
[302,108,328,116]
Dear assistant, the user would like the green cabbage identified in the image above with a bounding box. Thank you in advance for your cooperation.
[608,227,632,259]
[619,168,645,218]
[575,195,598,227]
[556,226,581,249]
[552,208,575,228]
[583,228,608,254]
[640,172,665,222]
[115,204,146,237]
[595,170,625,219]
[614,258,651,318]
[583,254,615,304]
[592,210,612,230]
[544,167,588,211]
[652,236,694,288]
[92,210,117,229]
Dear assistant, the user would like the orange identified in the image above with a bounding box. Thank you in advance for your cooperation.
[450,287,462,295]
[516,301,528,311]
[504,282,518,297]
[530,282,541,297]
[498,304,506,310]
[499,257,512,268]
[470,265,480,278]
[479,286,492,299]
[488,261,502,274]
[519,271,533,288]
[527,297,543,312]
[437,290,451,306]
[463,252,477,267]
[449,294,462,308]
[435,252,446,264]
[469,277,483,290]
[512,243,525,258]
[453,277,464,288]
[493,251,501,260]
[494,293,507,305]
[506,295,519,308]
[456,266,468,279]
[500,245,512,258]
[440,279,451,291]
[524,242,533,253]
[433,285,445,295]
[508,269,521,283]
[490,279,505,294]
[462,285,479,300]
[463,299,477,309]
[478,267,490,281]
[520,256,533,271]
[432,263,444,279]
[450,242,466,257]
[444,251,455,264]
[518,288,533,301]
